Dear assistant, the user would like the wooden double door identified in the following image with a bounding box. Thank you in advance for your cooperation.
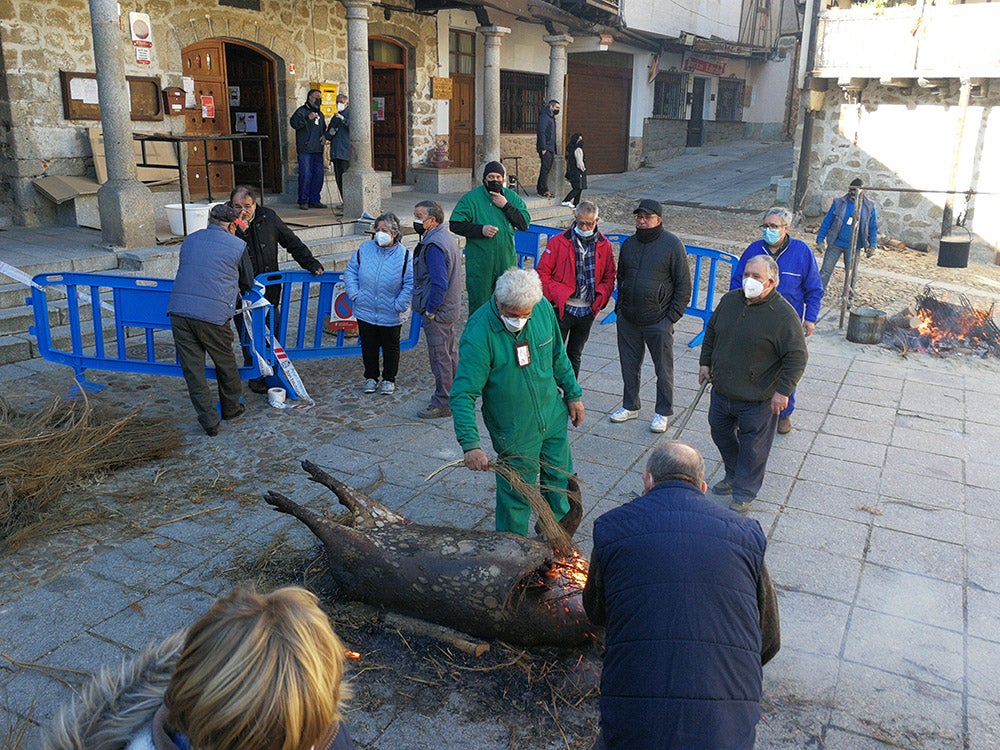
[181,39,281,199]
[370,61,407,183]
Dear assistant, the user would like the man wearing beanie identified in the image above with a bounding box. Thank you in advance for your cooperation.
[167,203,255,436]
[450,161,530,313]
[610,199,692,434]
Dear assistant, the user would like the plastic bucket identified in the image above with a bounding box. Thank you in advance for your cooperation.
[165,203,217,236]
[846,307,887,344]
[937,226,971,269]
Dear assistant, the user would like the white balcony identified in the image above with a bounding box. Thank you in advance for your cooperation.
[814,4,1000,80]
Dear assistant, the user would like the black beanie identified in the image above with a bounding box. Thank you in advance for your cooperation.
[483,161,505,180]
[850,177,863,187]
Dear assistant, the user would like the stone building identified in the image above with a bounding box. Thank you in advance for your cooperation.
[793,0,1000,259]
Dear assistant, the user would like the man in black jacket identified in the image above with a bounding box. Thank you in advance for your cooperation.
[535,99,559,197]
[583,440,779,750]
[610,199,692,434]
[699,254,808,513]
[230,186,324,392]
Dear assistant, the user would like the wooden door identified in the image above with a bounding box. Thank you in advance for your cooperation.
[225,43,281,192]
[370,67,406,183]
[182,39,234,199]
[566,60,631,174]
[449,74,474,168]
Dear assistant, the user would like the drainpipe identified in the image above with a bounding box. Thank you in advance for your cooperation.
[941,78,972,235]
[792,0,820,213]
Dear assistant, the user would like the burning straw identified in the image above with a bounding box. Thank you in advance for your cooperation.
[0,395,182,551]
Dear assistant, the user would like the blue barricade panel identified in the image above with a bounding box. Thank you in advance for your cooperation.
[515,224,562,268]
[29,272,268,391]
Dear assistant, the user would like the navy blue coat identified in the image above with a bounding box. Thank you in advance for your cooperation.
[583,481,778,750]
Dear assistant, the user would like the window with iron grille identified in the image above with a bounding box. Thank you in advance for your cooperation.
[500,71,547,134]
[653,73,686,119]
[716,79,745,122]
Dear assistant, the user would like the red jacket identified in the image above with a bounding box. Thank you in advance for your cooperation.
[537,228,617,320]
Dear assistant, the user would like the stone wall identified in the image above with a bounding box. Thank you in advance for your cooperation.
[795,79,1000,258]
[641,118,687,164]
[0,0,438,226]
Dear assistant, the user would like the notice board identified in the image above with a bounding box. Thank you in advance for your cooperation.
[60,71,164,122]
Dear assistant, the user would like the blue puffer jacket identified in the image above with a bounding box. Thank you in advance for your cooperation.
[344,239,413,326]
[584,481,769,750]
[167,225,252,326]
[730,237,823,322]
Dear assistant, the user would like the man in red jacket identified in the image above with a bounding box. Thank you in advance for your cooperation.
[536,201,617,376]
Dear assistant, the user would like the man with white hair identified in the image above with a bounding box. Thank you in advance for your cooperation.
[700,255,808,514]
[729,206,822,434]
[451,268,586,537]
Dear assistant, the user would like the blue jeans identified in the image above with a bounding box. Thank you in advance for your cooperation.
[297,152,324,205]
[819,241,851,290]
[708,391,778,502]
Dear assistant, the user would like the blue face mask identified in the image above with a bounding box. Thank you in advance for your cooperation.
[762,227,781,246]
[574,225,594,239]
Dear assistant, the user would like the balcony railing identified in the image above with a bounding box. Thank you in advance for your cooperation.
[814,4,1000,79]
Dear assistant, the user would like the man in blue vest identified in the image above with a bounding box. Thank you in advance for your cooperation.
[583,440,780,750]
[816,177,879,289]
[167,203,254,436]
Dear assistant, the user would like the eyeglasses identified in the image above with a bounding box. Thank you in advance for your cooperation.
[576,220,597,229]
[234,202,255,211]
[760,223,784,229]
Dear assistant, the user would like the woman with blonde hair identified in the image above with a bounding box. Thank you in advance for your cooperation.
[44,586,354,750]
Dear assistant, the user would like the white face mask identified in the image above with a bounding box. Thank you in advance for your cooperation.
[501,315,528,333]
[375,230,393,247]
[742,276,765,299]
[574,225,595,239]
[337,102,346,112]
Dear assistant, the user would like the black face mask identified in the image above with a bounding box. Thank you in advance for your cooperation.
[485,180,503,194]
[308,98,321,110]
[634,224,664,244]
[413,219,425,235]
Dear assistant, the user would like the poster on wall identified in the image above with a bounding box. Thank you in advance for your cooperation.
[201,95,215,119]
[229,86,240,106]
[372,96,385,122]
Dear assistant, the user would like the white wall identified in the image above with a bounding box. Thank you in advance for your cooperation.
[622,0,742,42]
[744,56,790,124]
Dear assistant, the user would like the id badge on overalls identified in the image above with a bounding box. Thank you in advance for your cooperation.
[515,340,531,367]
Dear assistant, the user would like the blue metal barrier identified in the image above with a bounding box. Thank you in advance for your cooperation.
[600,244,738,348]
[255,269,422,360]
[29,272,269,392]
[515,224,562,268]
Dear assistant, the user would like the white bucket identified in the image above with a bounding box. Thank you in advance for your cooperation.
[165,203,219,236]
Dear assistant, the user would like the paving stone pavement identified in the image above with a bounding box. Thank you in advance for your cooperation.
[1,297,999,749]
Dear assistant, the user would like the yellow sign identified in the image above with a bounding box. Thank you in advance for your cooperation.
[432,77,453,100]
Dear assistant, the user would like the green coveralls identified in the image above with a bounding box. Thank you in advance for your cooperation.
[451,297,583,535]
[450,186,530,313]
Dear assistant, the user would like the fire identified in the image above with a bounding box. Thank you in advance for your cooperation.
[541,549,590,591]
[345,650,362,660]
[894,286,1000,356]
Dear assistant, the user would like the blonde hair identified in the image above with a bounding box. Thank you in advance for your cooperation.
[164,586,349,750]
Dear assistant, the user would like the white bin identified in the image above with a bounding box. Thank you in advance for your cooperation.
[165,203,219,236]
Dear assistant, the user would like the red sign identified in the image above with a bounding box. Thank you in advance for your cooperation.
[683,56,726,77]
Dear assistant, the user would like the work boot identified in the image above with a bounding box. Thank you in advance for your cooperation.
[248,377,268,394]
[777,416,792,434]
[711,479,733,496]
[729,496,755,514]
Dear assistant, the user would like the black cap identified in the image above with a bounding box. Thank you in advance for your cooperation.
[850,178,863,187]
[210,202,241,223]
[483,161,506,180]
[633,198,662,217]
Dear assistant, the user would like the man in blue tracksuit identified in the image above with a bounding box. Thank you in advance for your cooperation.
[816,177,879,289]
[730,206,822,435]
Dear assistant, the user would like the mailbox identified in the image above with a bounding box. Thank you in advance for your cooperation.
[162,87,186,115]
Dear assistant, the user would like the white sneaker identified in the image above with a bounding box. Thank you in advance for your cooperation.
[650,413,669,433]
[363,378,378,393]
[561,201,574,208]
[609,406,639,423]
[379,380,396,395]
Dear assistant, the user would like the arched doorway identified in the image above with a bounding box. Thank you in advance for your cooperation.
[369,37,407,183]
[181,39,282,198]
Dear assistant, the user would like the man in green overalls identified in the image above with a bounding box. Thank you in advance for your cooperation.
[449,161,531,314]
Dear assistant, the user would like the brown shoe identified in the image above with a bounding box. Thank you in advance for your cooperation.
[777,416,792,434]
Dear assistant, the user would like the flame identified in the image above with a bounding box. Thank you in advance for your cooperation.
[541,549,590,591]
[345,650,362,660]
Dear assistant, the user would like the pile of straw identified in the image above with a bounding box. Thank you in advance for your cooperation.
[0,396,182,550]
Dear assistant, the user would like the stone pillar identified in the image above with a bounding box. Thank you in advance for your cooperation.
[89,0,154,249]
[544,34,572,199]
[477,26,510,177]
[341,0,382,219]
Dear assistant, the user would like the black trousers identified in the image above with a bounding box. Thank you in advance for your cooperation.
[558,311,595,377]
[332,158,349,201]
[171,314,243,430]
[562,187,583,206]
[537,150,554,194]
[357,319,402,382]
